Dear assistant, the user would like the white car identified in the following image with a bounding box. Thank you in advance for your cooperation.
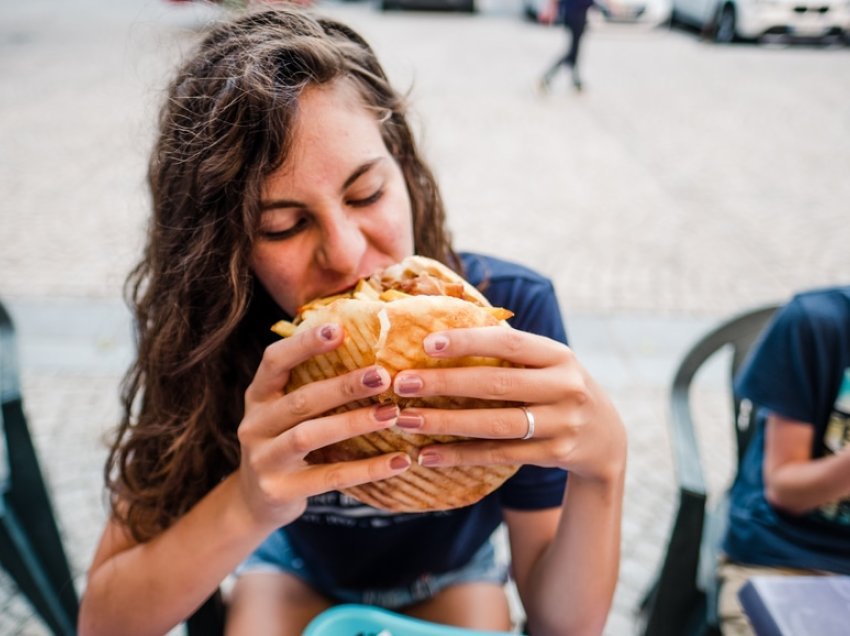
[523,0,671,25]
[671,0,850,42]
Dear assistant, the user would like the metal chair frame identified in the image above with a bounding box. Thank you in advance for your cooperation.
[0,300,79,635]
[638,304,780,636]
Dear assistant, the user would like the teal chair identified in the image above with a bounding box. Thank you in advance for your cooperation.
[303,604,520,636]
[0,299,78,635]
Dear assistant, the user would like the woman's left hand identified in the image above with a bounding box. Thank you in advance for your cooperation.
[391,326,626,483]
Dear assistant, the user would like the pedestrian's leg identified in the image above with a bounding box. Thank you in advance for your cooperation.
[565,13,587,90]
[540,21,574,92]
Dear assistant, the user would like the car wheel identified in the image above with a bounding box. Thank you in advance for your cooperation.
[714,5,737,43]
[459,0,476,13]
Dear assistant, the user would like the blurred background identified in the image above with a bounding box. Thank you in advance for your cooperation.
[0,0,848,633]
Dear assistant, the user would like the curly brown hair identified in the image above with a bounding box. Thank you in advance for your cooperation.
[107,6,459,542]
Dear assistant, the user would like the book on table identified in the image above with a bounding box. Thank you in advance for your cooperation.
[738,575,850,636]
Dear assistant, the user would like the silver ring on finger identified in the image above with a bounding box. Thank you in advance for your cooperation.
[519,406,535,440]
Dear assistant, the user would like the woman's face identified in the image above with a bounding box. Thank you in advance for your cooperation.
[251,80,415,316]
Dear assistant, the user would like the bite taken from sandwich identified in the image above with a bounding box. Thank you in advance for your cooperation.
[271,255,521,512]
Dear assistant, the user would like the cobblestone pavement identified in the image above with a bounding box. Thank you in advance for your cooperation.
[1,0,848,634]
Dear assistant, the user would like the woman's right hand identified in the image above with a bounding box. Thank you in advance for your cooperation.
[235,322,412,530]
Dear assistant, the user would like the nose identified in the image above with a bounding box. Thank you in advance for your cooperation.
[315,213,368,275]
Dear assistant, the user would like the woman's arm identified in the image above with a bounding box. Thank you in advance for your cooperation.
[79,476,273,636]
[80,323,412,636]
[392,328,627,635]
[505,471,624,635]
[505,378,625,635]
[763,413,850,515]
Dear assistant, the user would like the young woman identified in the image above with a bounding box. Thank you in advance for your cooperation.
[78,7,626,636]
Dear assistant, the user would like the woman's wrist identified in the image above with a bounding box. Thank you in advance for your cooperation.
[220,472,285,543]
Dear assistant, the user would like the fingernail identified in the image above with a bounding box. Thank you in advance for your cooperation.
[395,375,423,395]
[363,368,385,389]
[418,451,441,467]
[396,413,423,429]
[424,334,449,354]
[374,404,398,422]
[319,324,338,341]
[390,454,411,470]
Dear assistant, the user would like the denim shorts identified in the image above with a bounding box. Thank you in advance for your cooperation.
[236,530,508,610]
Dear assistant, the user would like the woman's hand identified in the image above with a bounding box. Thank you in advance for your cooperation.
[236,323,412,530]
[391,326,626,484]
[391,326,625,634]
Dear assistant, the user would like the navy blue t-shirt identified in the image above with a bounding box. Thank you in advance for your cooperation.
[723,285,850,574]
[282,253,569,590]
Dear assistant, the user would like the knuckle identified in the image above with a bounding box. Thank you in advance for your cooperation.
[341,374,360,400]
[237,414,260,445]
[427,373,447,396]
[574,386,590,406]
[256,474,276,499]
[489,412,513,438]
[485,445,511,465]
[323,465,346,492]
[287,389,311,417]
[259,345,282,375]
[236,422,250,446]
[486,370,514,397]
[287,425,312,455]
[501,329,525,355]
[552,438,575,464]
[567,374,590,404]
[429,411,451,434]
[367,458,388,482]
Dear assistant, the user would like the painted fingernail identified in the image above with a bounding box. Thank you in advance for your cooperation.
[396,413,423,429]
[390,454,411,470]
[418,451,441,467]
[363,368,385,389]
[319,324,338,341]
[395,375,423,395]
[374,404,398,422]
[424,334,449,354]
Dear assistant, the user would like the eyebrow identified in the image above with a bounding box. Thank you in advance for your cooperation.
[260,158,385,211]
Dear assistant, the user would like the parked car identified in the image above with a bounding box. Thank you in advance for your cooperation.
[522,0,671,25]
[670,0,850,42]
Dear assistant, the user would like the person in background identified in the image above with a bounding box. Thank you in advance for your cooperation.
[77,6,626,636]
[718,285,850,635]
[538,0,595,92]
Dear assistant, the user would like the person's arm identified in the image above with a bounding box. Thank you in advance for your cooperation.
[79,323,412,636]
[505,462,624,636]
[763,413,850,515]
[79,476,274,636]
[392,329,626,635]
[539,0,560,23]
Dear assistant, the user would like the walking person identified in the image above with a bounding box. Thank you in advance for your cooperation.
[539,0,594,92]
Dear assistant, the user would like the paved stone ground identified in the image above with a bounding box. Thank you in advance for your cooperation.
[1,0,847,634]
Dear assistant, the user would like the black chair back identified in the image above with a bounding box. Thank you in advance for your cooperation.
[637,304,780,636]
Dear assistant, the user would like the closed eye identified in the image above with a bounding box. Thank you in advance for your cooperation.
[347,188,384,208]
[260,215,311,241]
